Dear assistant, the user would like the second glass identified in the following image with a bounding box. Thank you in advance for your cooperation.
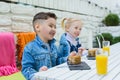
[102,41,110,56]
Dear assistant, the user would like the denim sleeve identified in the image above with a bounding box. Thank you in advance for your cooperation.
[22,46,37,80]
[57,44,69,64]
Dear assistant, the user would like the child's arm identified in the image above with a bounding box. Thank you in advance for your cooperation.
[57,44,69,64]
[22,47,37,80]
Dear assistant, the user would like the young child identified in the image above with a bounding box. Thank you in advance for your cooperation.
[22,12,58,80]
[58,18,84,64]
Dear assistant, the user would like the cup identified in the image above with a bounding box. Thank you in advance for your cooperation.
[88,48,98,57]
[96,49,108,75]
[102,41,110,56]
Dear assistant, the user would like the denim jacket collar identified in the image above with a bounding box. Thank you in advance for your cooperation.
[35,35,56,47]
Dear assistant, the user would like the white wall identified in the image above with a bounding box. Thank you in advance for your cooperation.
[0,0,110,48]
[99,26,120,37]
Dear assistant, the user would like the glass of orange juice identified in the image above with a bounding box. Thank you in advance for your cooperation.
[96,49,108,75]
[102,41,110,56]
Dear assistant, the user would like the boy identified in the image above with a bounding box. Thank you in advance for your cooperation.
[22,12,58,80]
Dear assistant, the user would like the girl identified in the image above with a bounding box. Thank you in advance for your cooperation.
[58,18,84,64]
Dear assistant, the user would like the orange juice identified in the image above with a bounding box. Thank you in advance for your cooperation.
[103,46,110,56]
[96,55,108,75]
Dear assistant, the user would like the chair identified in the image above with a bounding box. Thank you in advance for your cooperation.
[0,32,25,80]
[16,32,36,70]
[0,72,25,80]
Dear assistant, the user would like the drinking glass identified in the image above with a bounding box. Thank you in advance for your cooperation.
[96,49,108,75]
[102,41,110,56]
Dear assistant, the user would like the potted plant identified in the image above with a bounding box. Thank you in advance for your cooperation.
[103,13,119,26]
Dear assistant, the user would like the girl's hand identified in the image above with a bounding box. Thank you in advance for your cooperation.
[78,47,85,56]
[39,66,48,71]
[69,51,76,56]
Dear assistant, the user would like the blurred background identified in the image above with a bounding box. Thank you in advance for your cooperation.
[0,0,120,49]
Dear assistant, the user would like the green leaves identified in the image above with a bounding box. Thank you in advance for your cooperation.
[104,13,119,26]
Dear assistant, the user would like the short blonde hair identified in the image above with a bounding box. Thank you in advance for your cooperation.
[61,18,83,32]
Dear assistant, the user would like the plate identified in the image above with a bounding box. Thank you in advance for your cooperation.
[87,56,95,60]
[67,61,91,70]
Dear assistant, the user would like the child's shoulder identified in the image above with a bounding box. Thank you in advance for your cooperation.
[25,40,37,48]
[26,40,35,45]
[60,33,67,41]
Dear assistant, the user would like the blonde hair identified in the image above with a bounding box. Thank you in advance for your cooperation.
[61,18,83,32]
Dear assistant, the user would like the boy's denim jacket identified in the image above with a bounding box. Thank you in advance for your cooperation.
[22,35,59,80]
[57,33,81,64]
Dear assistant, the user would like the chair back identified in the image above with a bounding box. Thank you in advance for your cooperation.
[0,32,18,76]
[16,32,35,70]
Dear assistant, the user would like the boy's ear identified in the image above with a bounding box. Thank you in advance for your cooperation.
[35,23,41,32]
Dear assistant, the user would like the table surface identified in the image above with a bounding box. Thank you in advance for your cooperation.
[35,42,120,80]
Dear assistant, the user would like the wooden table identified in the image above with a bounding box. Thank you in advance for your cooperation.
[35,42,120,80]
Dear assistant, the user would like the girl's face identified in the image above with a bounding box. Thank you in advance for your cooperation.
[37,18,56,43]
[67,21,82,38]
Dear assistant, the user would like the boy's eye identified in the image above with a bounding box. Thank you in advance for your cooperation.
[79,28,82,30]
[49,25,53,28]
[49,25,56,29]
[74,27,78,29]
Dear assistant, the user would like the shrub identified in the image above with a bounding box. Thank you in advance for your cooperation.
[104,13,119,26]
[112,36,120,44]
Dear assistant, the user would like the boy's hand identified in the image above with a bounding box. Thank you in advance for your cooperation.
[39,66,48,71]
